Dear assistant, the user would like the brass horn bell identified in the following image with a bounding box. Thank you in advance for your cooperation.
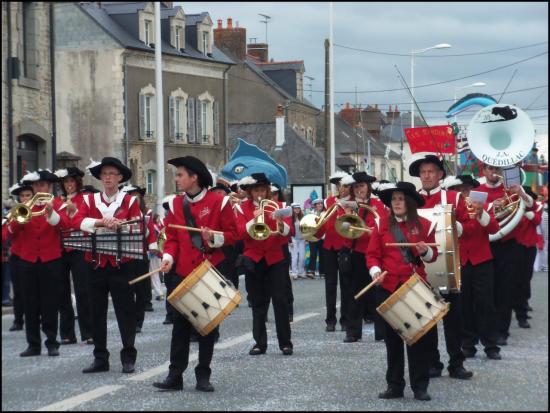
[248,199,281,241]
[6,192,54,225]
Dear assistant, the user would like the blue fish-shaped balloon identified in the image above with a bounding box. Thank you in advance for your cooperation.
[446,93,497,118]
[220,138,288,188]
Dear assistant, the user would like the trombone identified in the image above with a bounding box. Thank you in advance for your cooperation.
[248,198,282,241]
[335,202,379,239]
[299,203,340,242]
[4,192,55,225]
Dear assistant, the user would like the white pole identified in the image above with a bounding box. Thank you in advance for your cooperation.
[154,2,165,217]
[410,51,414,129]
[329,2,335,176]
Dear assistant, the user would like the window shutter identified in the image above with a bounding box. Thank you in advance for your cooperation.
[213,101,220,145]
[187,97,195,143]
[196,99,202,144]
[139,92,145,139]
[169,96,175,141]
[150,94,156,139]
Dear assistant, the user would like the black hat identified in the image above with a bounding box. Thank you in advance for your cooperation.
[21,169,59,185]
[209,183,231,194]
[120,183,146,196]
[329,171,348,184]
[522,185,537,200]
[54,167,85,180]
[167,156,213,188]
[446,175,480,190]
[371,180,391,196]
[408,154,447,179]
[378,181,425,209]
[229,182,239,193]
[240,173,271,190]
[351,171,377,184]
[88,157,132,183]
[9,183,33,196]
[81,185,100,193]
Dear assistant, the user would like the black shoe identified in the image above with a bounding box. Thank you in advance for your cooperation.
[325,324,336,332]
[449,366,473,380]
[162,318,173,325]
[196,379,214,392]
[61,337,77,345]
[378,387,404,399]
[122,362,135,373]
[486,350,502,360]
[343,336,359,343]
[136,326,142,334]
[526,314,532,319]
[518,320,530,329]
[47,347,60,357]
[144,303,154,312]
[153,376,183,391]
[82,360,109,373]
[9,322,23,332]
[462,347,476,358]
[20,347,41,357]
[496,336,508,346]
[428,366,442,378]
[249,345,266,355]
[413,390,431,401]
[281,346,293,355]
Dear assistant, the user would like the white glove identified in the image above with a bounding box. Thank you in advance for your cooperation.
[524,211,535,220]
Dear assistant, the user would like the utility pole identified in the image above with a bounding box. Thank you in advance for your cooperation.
[355,86,359,171]
[324,38,331,195]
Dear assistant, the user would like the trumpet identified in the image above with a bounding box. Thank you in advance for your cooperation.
[335,202,379,239]
[248,198,282,241]
[4,192,55,225]
[299,203,340,242]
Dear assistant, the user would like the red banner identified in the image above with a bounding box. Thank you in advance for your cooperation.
[404,125,456,154]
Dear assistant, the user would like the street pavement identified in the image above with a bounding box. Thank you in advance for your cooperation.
[2,272,548,411]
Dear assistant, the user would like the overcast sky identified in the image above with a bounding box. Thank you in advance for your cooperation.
[182,2,548,155]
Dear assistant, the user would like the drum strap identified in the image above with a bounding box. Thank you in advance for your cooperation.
[390,222,415,265]
[183,197,205,253]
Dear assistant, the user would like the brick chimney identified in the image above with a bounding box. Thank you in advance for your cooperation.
[247,42,269,63]
[339,103,359,127]
[386,105,400,121]
[213,18,247,61]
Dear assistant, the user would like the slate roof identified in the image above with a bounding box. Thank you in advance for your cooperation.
[380,113,427,144]
[78,3,234,65]
[228,123,325,185]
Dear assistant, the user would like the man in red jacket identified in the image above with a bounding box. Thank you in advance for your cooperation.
[444,175,501,360]
[9,169,69,357]
[154,156,237,393]
[72,157,142,374]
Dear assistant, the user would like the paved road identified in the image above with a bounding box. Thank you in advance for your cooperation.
[2,272,548,411]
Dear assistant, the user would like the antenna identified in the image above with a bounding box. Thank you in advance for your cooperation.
[258,13,271,43]
[304,75,315,102]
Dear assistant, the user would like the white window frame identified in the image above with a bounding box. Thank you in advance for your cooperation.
[197,91,214,145]
[175,27,181,50]
[169,88,188,142]
[144,20,152,45]
[146,170,155,194]
[139,84,156,140]
[202,31,209,55]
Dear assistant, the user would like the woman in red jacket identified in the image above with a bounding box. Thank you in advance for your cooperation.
[367,181,438,402]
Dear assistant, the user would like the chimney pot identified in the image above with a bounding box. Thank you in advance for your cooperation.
[217,19,222,29]
[227,18,233,29]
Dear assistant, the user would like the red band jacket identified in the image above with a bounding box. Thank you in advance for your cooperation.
[458,202,500,266]
[516,201,544,248]
[317,195,352,251]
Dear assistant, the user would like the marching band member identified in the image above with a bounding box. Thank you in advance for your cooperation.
[236,173,294,356]
[72,157,142,374]
[342,171,386,343]
[408,154,474,380]
[367,181,438,401]
[321,171,353,332]
[443,175,501,360]
[54,167,93,346]
[4,182,34,332]
[154,156,237,392]
[10,170,69,357]
[477,163,535,345]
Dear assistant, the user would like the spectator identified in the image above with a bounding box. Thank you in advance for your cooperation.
[306,198,325,278]
[290,203,307,279]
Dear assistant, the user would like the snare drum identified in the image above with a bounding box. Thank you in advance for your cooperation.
[167,260,241,336]
[417,204,462,293]
[377,274,449,346]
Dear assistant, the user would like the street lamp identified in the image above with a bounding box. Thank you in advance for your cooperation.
[453,81,486,123]
[410,43,451,128]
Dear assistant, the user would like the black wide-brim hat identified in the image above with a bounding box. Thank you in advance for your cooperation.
[81,185,100,193]
[378,181,425,209]
[10,183,33,196]
[209,183,231,194]
[352,171,377,184]
[408,154,447,179]
[240,172,271,191]
[89,157,132,183]
[55,167,85,179]
[453,175,480,189]
[21,169,59,185]
[167,156,213,188]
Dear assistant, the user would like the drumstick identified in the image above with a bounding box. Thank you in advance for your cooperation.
[354,271,388,300]
[129,268,162,285]
[168,224,224,236]
[385,243,439,247]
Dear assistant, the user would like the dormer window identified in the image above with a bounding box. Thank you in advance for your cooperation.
[144,20,152,45]
[196,14,213,55]
[139,4,156,46]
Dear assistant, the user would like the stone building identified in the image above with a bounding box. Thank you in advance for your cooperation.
[2,2,55,201]
[53,2,234,204]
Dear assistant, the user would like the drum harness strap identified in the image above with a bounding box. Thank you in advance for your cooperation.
[183,196,206,255]
[390,222,422,272]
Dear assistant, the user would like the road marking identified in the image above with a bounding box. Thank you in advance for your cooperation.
[35,385,125,411]
[292,312,320,323]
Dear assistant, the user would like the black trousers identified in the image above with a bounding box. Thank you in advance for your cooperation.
[60,250,92,341]
[461,260,500,353]
[221,245,239,289]
[283,244,294,317]
[427,292,465,371]
[378,287,431,394]
[245,259,292,350]
[323,247,347,327]
[491,239,521,339]
[307,239,325,274]
[132,258,150,329]
[88,261,137,365]
[9,254,25,325]
[164,268,179,320]
[513,245,537,322]
[344,251,382,340]
[20,258,63,350]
